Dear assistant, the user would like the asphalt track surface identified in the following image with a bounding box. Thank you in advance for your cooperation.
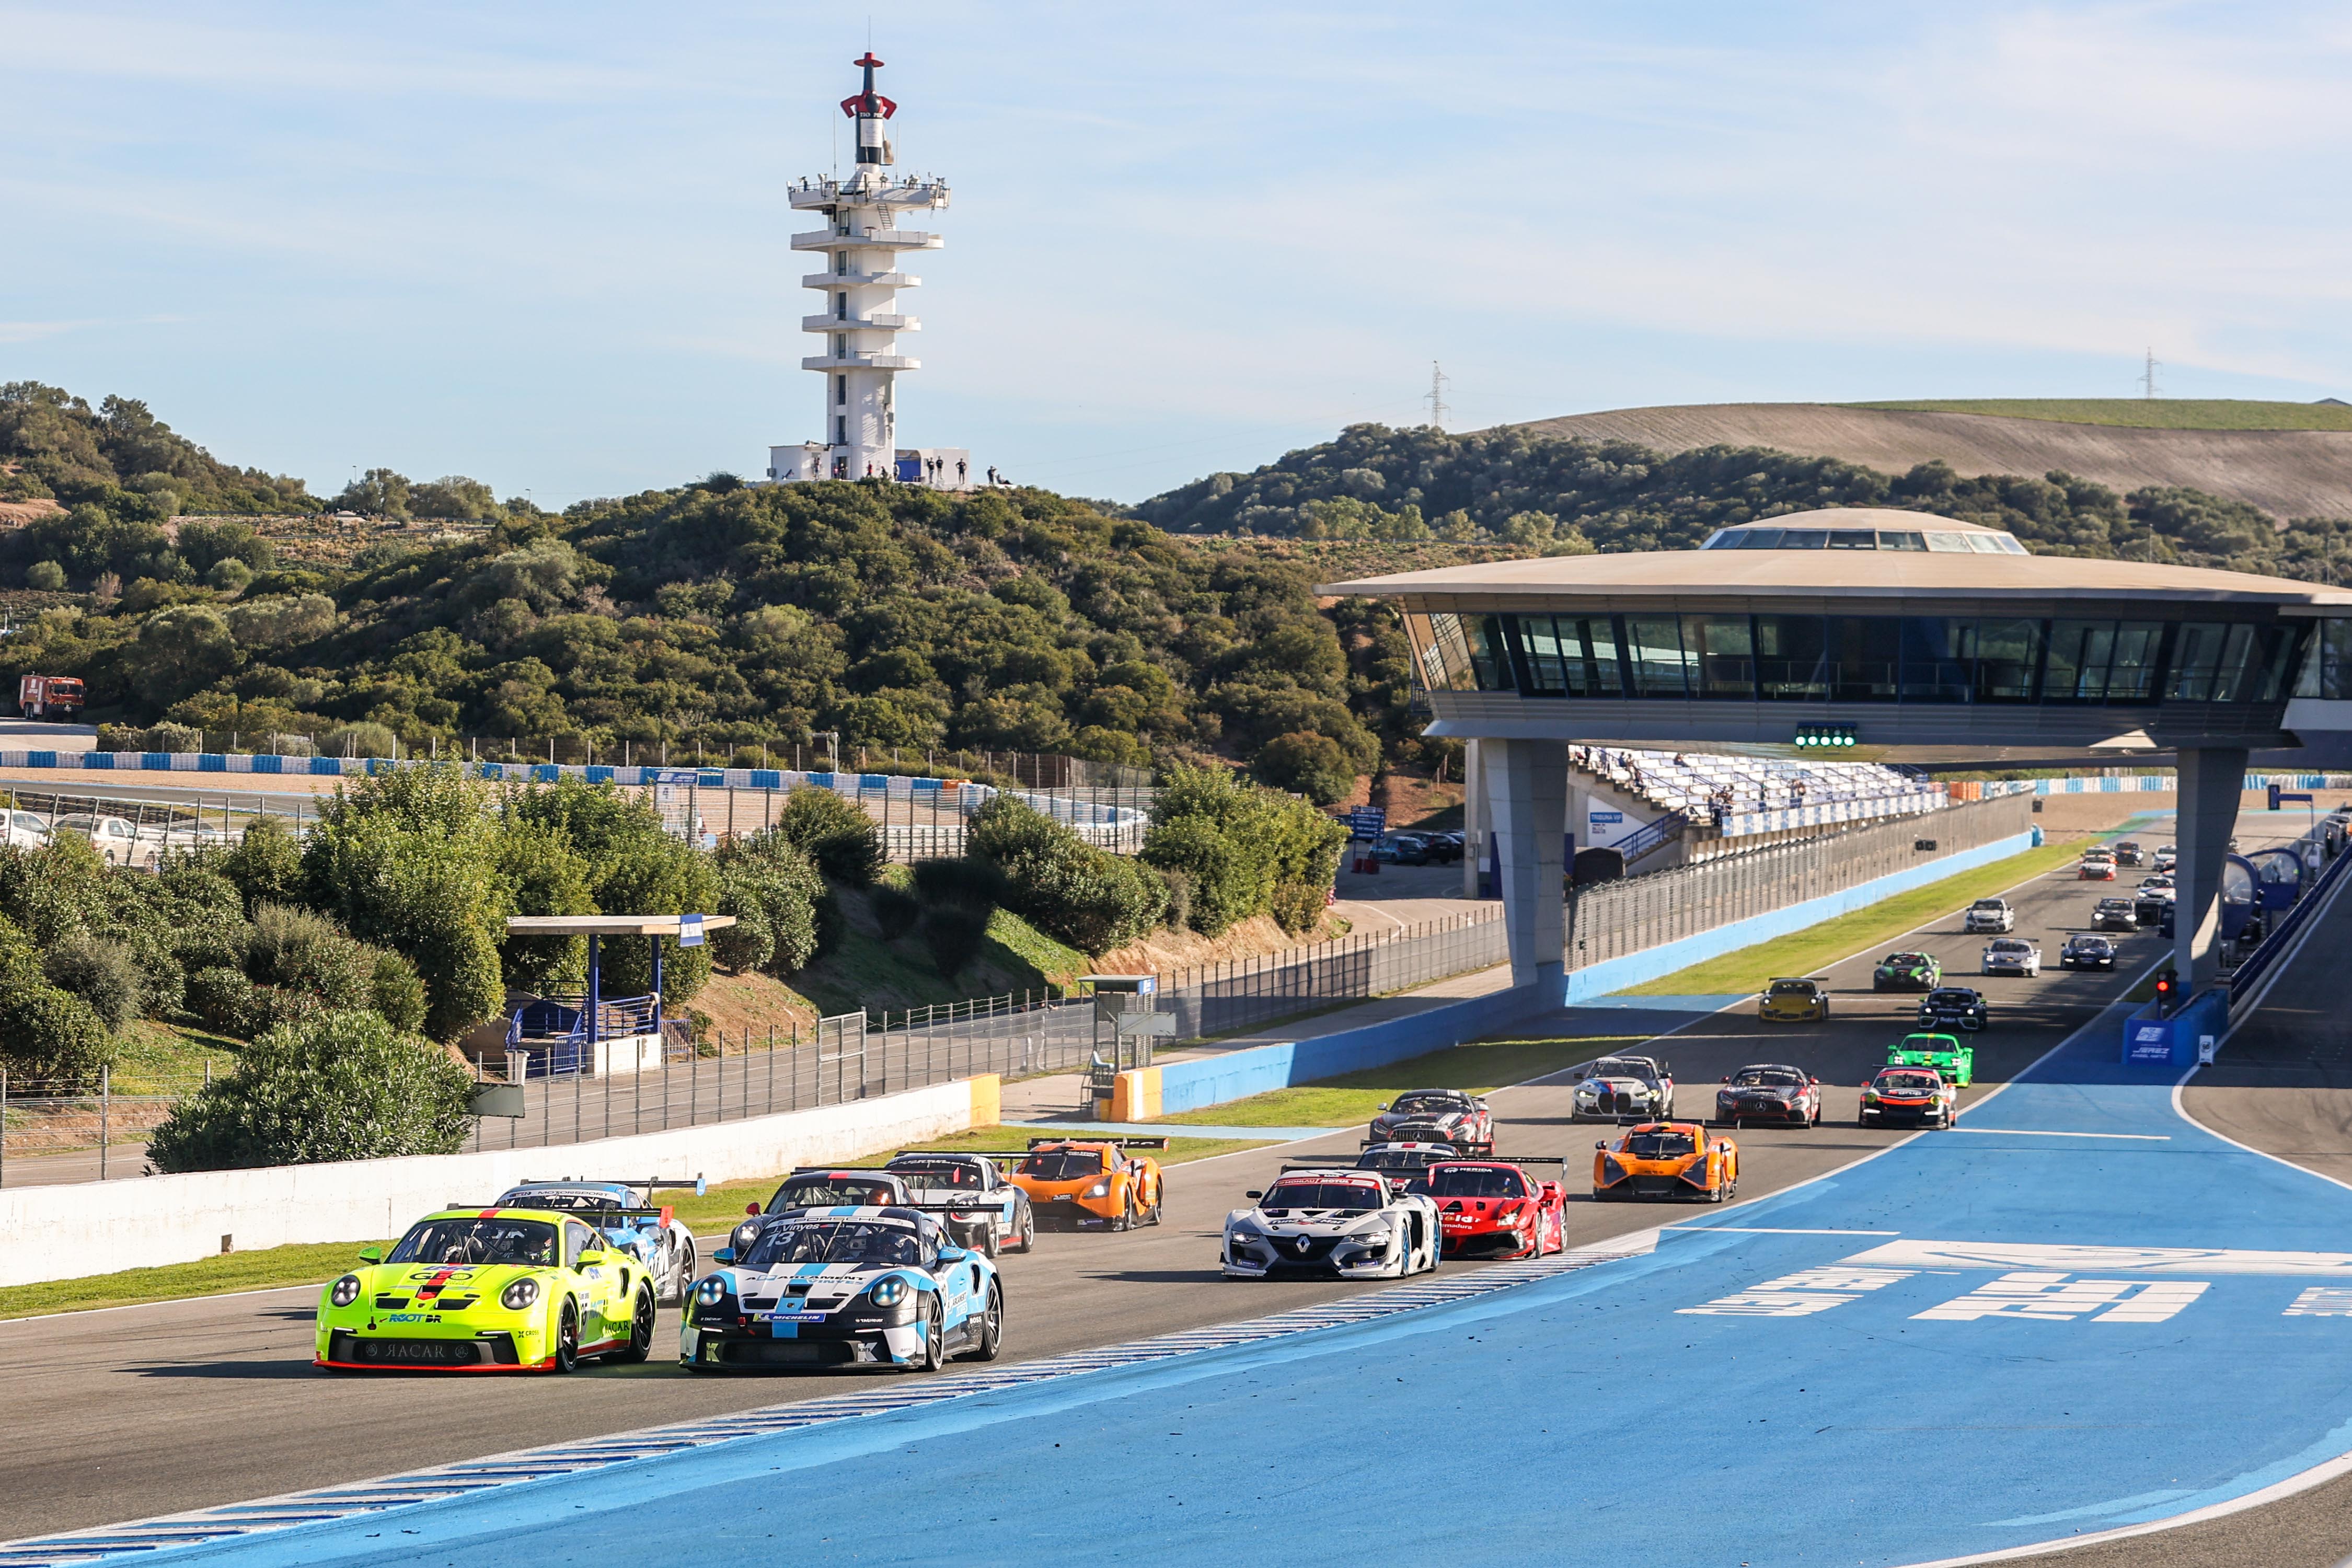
[0,851,2162,1548]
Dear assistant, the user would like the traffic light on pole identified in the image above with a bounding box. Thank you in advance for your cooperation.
[1794,725,1858,750]
[2152,968,2179,1017]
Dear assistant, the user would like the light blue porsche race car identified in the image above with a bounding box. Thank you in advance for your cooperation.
[491,1176,706,1306]
[681,1205,1004,1373]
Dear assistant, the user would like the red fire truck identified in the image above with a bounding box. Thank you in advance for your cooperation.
[17,675,85,720]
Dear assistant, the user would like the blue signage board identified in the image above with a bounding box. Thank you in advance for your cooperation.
[678,913,705,948]
[1339,807,1387,839]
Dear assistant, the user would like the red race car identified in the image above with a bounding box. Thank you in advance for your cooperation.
[1425,1157,1568,1260]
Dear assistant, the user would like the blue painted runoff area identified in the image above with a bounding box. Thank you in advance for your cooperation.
[1570,993,1752,1012]
[149,984,2352,1568]
[1563,827,2036,1000]
[1001,1120,1340,1142]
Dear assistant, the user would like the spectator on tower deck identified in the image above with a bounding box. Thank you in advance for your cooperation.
[957,459,967,483]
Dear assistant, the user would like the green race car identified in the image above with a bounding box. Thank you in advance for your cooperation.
[1887,1032,1975,1088]
[314,1207,658,1372]
[1872,951,1943,992]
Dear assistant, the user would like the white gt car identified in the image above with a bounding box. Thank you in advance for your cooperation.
[492,1177,706,1306]
[1981,937,2042,977]
[1963,898,2015,934]
[1571,1054,1676,1122]
[883,1151,1037,1256]
[1221,1169,1440,1280]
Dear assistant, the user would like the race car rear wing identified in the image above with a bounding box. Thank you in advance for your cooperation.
[1024,1136,1170,1149]
[516,1175,709,1196]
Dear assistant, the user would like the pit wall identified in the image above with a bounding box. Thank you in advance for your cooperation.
[1110,829,2040,1119]
[0,1076,998,1291]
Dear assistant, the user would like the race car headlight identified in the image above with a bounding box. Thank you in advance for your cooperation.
[500,1278,540,1311]
[695,1275,728,1308]
[1229,1225,1263,1244]
[1082,1179,1112,1198]
[868,1276,909,1308]
[1862,1089,1881,1103]
[330,1274,362,1309]
[1599,1156,1625,1182]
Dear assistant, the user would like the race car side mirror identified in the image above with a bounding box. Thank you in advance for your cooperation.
[358,1246,383,1264]
[578,1249,609,1268]
[938,1247,967,1263]
[745,1203,761,1216]
[712,1248,734,1265]
[1593,1140,1607,1149]
[1720,1075,1730,1083]
[1376,1103,1389,1112]
[1244,1190,1262,1200]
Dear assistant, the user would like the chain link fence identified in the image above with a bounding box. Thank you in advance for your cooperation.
[1566,794,2035,970]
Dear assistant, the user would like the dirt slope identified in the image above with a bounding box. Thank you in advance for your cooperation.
[1508,403,2352,519]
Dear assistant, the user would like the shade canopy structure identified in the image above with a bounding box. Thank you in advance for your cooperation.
[502,915,737,938]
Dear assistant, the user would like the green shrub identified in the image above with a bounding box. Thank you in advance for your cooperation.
[870,883,921,942]
[143,722,204,754]
[318,721,399,759]
[1255,730,1358,805]
[42,936,143,1030]
[25,560,65,591]
[220,817,303,911]
[185,966,256,1034]
[709,898,773,973]
[920,905,990,978]
[0,916,112,1082]
[910,856,1007,909]
[145,1009,473,1172]
[0,833,112,947]
[965,795,1162,952]
[1140,763,1344,937]
[711,828,824,976]
[247,902,375,1008]
[370,950,429,1033]
[1139,814,1253,935]
[772,788,885,886]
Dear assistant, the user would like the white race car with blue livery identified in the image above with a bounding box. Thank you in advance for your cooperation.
[883,1151,1036,1255]
[682,1206,1004,1373]
[491,1176,706,1306]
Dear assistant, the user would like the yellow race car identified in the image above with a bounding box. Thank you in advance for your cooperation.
[1758,976,1830,1022]
[1008,1137,1166,1230]
[1592,1121,1740,1203]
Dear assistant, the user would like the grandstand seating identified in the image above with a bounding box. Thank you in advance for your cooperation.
[1568,746,1940,828]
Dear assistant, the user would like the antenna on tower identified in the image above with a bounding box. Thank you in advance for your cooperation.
[2139,347,2161,400]
[1426,361,1450,431]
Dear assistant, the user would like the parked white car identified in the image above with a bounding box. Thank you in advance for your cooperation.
[1964,897,2016,934]
[1,811,51,851]
[51,813,161,869]
[1981,937,2042,977]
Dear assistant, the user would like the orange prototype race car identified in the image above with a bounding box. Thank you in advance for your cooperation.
[1592,1121,1739,1203]
[1009,1136,1167,1231]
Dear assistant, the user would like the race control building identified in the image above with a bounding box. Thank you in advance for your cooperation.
[1325,507,2352,998]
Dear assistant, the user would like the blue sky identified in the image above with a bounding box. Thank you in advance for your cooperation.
[4,1,2347,505]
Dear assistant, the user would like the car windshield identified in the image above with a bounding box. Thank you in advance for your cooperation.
[1925,990,1973,1006]
[389,1217,559,1267]
[1882,953,1928,967]
[742,1220,924,1270]
[1263,1181,1381,1212]
[1428,1167,1527,1198]
[1587,1059,1656,1078]
[2099,900,2133,910]
[1357,1147,1449,1172]
[1622,1129,1698,1158]
[771,1177,900,1210]
[1018,1148,1105,1180]
[1391,1092,1466,1114]
[1990,940,2028,952]
[1767,981,1816,997]
[1730,1067,1804,1087]
[1973,900,2005,910]
[498,1190,632,1215]
[889,1159,986,1189]
[1877,1071,1942,1093]
[2071,937,2112,950]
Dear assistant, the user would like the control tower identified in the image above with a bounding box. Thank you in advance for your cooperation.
[767,54,970,490]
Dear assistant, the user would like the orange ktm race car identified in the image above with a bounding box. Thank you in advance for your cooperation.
[1592,1121,1739,1203]
[1009,1136,1167,1231]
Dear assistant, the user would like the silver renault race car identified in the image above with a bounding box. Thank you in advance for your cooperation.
[1221,1168,1440,1280]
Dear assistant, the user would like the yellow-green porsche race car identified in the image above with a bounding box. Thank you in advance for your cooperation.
[314,1207,658,1373]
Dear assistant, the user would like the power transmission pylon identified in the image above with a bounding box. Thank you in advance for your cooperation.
[1426,361,1450,430]
[2139,348,2161,400]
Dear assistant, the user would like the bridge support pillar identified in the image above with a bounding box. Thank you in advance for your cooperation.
[1484,738,1567,995]
[1462,739,1486,899]
[2174,746,2247,993]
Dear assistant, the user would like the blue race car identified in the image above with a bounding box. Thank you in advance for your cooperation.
[682,1205,1004,1372]
[492,1176,706,1306]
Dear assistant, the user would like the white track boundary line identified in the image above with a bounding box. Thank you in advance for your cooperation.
[1894,843,2352,1567]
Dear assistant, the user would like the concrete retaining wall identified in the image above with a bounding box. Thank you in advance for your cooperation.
[0,1077,997,1290]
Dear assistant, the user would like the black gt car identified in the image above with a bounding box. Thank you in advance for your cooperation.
[2091,897,2139,931]
[1916,986,1988,1033]
[1713,1063,1821,1128]
[1364,1089,1494,1155]
[2059,933,2118,971]
[2112,840,2146,868]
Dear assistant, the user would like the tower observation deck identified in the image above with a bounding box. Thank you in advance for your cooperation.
[767,54,971,490]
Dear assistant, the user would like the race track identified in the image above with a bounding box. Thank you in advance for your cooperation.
[0,850,2157,1544]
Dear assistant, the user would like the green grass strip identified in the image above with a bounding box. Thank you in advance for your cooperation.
[1618,841,2085,997]
[0,1240,388,1322]
[1843,398,2352,432]
[1153,1034,1656,1129]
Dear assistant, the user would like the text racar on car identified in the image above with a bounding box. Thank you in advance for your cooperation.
[1887,1031,1974,1087]
[1860,1065,1958,1128]
[1364,1088,1495,1153]
[1592,1121,1739,1203]
[1758,976,1830,1023]
[1009,1137,1166,1230]
[1222,1169,1440,1279]
[491,1176,706,1306]
[315,1207,658,1372]
[1713,1063,1821,1127]
[1423,1157,1569,1259]
[1571,1055,1676,1121]
[682,1206,1001,1372]
[2059,933,2118,971]
[1981,937,2042,977]
[1916,986,1988,1033]
[1872,951,1943,992]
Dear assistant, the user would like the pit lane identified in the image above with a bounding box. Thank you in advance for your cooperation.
[0,845,2164,1541]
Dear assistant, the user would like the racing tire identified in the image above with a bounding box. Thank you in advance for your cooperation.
[1116,1194,1137,1233]
[914,1298,946,1373]
[1145,1189,1163,1226]
[552,1299,581,1373]
[663,1239,696,1308]
[959,1281,1004,1362]
[1014,1202,1036,1253]
[978,1220,1001,1259]
[613,1285,656,1364]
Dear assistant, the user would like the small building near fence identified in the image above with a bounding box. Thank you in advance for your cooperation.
[487,914,736,1081]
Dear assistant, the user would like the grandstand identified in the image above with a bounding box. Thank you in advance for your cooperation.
[1567,746,1945,869]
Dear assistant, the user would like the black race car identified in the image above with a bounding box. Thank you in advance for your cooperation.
[1364,1089,1494,1155]
[1916,986,1988,1033]
[2091,897,2139,932]
[2112,840,2146,868]
[2059,934,2118,971]
[1712,1063,1821,1128]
